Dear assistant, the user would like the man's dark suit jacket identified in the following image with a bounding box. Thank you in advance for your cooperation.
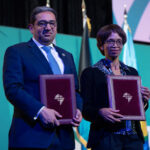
[80,65,148,148]
[3,39,82,149]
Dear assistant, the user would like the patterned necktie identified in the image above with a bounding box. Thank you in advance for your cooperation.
[42,46,61,74]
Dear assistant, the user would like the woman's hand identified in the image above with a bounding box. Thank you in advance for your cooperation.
[99,108,123,123]
[141,86,150,101]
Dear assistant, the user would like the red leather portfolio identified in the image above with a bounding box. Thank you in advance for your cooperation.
[107,75,145,120]
[39,74,76,124]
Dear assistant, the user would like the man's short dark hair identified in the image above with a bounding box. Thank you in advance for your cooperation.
[30,6,57,24]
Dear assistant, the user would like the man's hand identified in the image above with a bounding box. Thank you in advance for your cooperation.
[71,109,82,127]
[99,108,123,123]
[38,107,62,127]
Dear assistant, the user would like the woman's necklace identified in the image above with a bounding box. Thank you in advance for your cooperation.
[111,62,121,75]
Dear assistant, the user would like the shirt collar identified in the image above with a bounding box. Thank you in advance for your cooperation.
[101,59,130,71]
[32,37,54,49]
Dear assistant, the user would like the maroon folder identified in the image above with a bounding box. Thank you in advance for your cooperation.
[39,74,76,124]
[107,75,145,120]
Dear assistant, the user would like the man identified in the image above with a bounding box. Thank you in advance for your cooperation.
[3,6,82,150]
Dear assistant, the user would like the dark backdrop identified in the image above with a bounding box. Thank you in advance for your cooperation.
[0,0,112,37]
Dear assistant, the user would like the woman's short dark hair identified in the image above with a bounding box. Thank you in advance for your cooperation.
[96,24,127,56]
[30,6,57,24]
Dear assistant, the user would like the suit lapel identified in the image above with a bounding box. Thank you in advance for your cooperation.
[27,39,53,74]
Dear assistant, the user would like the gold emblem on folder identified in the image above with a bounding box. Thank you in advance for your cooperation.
[54,94,64,105]
[123,92,133,103]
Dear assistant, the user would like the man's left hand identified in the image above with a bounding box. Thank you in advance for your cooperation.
[71,109,82,127]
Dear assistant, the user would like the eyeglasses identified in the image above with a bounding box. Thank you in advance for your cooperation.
[105,39,123,46]
[37,20,57,28]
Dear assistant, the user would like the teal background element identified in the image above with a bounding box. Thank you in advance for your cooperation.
[127,0,149,37]
[0,26,150,150]
[112,0,150,43]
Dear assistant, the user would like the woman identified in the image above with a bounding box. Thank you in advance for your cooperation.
[80,24,150,150]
